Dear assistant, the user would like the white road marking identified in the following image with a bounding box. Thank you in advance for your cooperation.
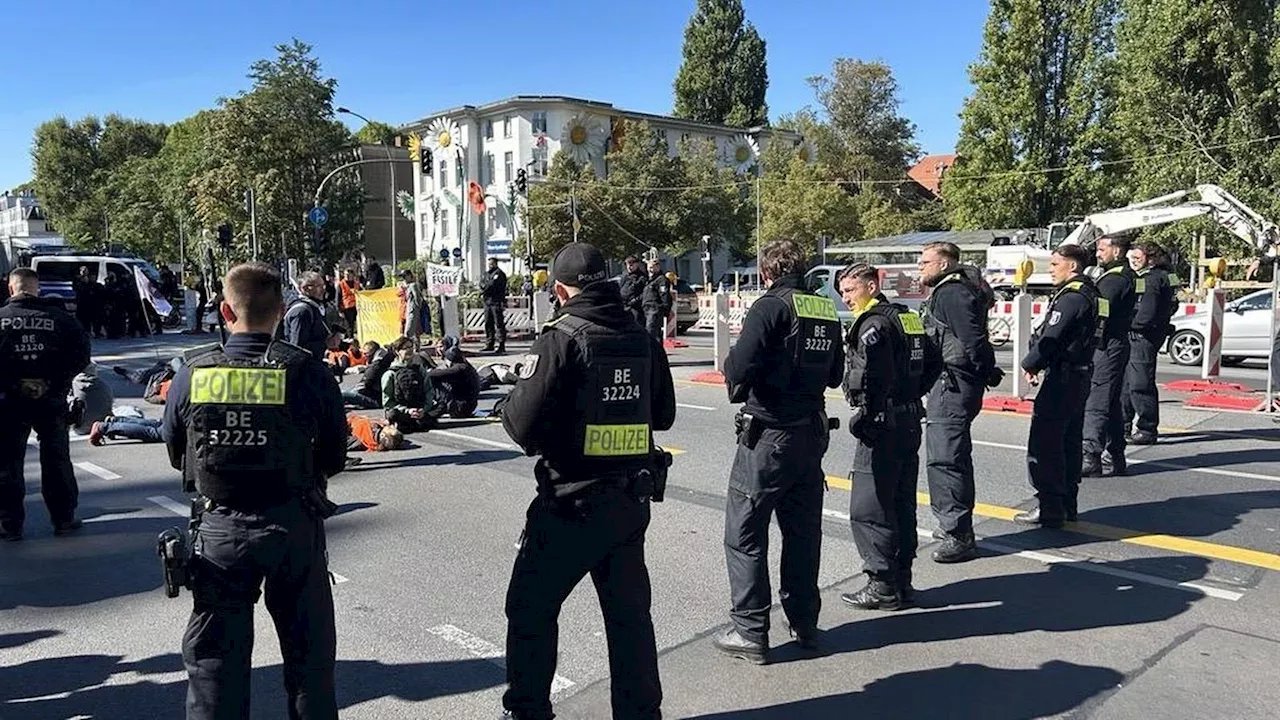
[149,495,190,517]
[27,433,91,446]
[427,623,575,696]
[75,462,121,481]
[431,429,517,450]
[972,439,1280,485]
[677,402,717,411]
[332,572,350,584]
[819,508,1241,601]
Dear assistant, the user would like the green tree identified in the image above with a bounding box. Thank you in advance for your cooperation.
[591,121,690,258]
[808,59,920,182]
[521,152,599,260]
[355,120,400,146]
[673,0,769,127]
[946,0,1121,230]
[194,40,364,264]
[675,136,752,256]
[1112,0,1280,259]
[756,140,862,254]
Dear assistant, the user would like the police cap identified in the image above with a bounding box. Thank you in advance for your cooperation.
[551,242,609,288]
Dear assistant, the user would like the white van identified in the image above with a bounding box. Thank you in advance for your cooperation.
[30,255,163,310]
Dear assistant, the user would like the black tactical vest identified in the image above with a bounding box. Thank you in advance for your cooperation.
[845,299,926,405]
[546,314,654,476]
[1097,263,1137,342]
[182,342,313,509]
[1043,279,1106,364]
[769,286,842,415]
[0,299,60,399]
[921,271,990,370]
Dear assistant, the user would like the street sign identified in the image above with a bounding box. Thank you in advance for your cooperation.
[487,239,512,256]
[308,206,329,228]
[439,248,450,260]
[452,247,463,258]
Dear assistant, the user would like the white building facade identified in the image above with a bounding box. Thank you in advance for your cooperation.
[400,96,801,281]
[0,191,54,239]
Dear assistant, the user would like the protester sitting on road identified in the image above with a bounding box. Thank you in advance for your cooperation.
[382,336,438,433]
[346,413,406,452]
[344,342,393,409]
[428,335,481,418]
[327,340,375,374]
[68,364,114,436]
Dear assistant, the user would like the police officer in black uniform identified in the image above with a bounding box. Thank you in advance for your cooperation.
[0,268,91,541]
[619,255,648,328]
[1082,236,1138,476]
[162,262,347,720]
[838,263,939,610]
[918,241,998,564]
[1123,241,1177,445]
[480,256,509,353]
[641,259,673,342]
[498,242,676,720]
[1015,244,1104,528]
[713,240,843,664]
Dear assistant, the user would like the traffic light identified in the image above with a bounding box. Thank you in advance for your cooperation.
[507,183,517,209]
[310,227,328,256]
[216,223,232,250]
[420,146,434,176]
[515,168,528,195]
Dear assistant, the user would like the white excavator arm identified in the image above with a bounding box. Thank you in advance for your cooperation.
[1060,184,1280,254]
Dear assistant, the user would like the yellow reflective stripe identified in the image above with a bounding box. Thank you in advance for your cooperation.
[854,297,880,318]
[1104,265,1126,276]
[1066,281,1083,291]
[190,367,287,405]
[1097,298,1111,318]
[793,294,838,321]
[1135,278,1147,294]
[583,423,650,457]
[899,311,925,335]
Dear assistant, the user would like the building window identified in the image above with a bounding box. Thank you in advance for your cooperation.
[532,146,548,176]
[487,207,497,237]
[681,133,691,144]
[439,160,447,182]
[503,116,512,138]
[456,160,464,187]
[484,120,494,140]
[655,128,668,144]
[484,153,495,186]
[532,111,548,134]
[440,211,449,240]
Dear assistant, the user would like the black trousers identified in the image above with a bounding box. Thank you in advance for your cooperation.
[1122,333,1160,435]
[724,424,827,645]
[341,307,357,334]
[924,373,984,535]
[629,307,645,330]
[484,303,507,346]
[644,310,666,342]
[0,398,78,532]
[1028,367,1090,518]
[183,499,336,720]
[1084,340,1131,458]
[504,484,660,720]
[849,412,921,586]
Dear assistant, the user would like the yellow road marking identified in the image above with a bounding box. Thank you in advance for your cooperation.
[667,447,687,456]
[822,475,1280,571]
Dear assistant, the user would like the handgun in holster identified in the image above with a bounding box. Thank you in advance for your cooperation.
[157,497,201,599]
[302,484,339,519]
[734,411,764,450]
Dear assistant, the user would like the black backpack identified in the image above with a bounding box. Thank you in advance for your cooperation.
[393,363,427,408]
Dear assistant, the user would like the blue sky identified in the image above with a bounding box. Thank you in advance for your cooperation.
[0,0,989,192]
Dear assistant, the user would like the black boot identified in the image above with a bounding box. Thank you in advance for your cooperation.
[1130,430,1157,445]
[1081,453,1103,477]
[932,531,978,564]
[1103,451,1127,477]
[786,622,820,650]
[1013,506,1064,529]
[712,627,768,664]
[840,579,903,611]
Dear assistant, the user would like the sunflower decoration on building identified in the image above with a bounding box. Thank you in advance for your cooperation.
[561,114,605,164]
[795,137,818,164]
[723,134,759,174]
[428,117,463,156]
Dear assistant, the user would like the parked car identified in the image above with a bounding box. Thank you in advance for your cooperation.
[673,278,698,333]
[1166,288,1274,366]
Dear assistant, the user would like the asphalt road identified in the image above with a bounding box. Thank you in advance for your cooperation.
[2,331,1279,719]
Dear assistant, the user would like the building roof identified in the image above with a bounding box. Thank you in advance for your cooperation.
[401,95,799,141]
[907,154,956,196]
[828,228,1047,254]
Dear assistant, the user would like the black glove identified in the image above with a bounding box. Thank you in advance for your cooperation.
[985,365,1005,388]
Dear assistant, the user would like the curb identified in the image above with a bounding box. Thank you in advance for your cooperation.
[982,395,1034,414]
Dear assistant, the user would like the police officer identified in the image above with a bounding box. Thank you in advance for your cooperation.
[0,268,91,541]
[918,241,998,564]
[1123,242,1177,445]
[480,256,508,353]
[714,240,842,664]
[162,262,347,720]
[619,255,648,328]
[1015,244,1103,528]
[838,263,939,610]
[282,270,337,358]
[498,242,675,720]
[1082,236,1138,476]
[641,259,673,341]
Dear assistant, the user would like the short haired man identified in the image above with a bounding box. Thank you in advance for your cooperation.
[282,271,337,359]
[1123,242,1177,444]
[1081,236,1138,476]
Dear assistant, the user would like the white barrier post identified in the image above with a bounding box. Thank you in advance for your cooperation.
[441,295,461,339]
[714,292,731,373]
[1011,292,1034,398]
[532,290,553,327]
[1202,287,1224,380]
[1268,273,1279,413]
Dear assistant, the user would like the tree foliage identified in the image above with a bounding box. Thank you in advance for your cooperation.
[756,139,861,254]
[355,120,400,146]
[673,0,769,127]
[946,0,1120,230]
[808,59,920,182]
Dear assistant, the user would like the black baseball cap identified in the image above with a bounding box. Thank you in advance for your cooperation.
[550,242,609,288]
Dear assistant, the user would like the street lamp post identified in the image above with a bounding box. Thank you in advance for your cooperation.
[338,106,398,269]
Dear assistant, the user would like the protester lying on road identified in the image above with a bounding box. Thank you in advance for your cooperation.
[89,415,164,445]
[346,413,406,452]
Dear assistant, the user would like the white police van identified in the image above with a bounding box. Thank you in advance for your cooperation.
[30,254,164,311]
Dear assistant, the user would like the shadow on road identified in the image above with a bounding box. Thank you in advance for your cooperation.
[682,660,1123,719]
[1070,489,1280,541]
[1155,428,1280,445]
[351,449,522,470]
[1,653,505,719]
[0,629,60,650]
[1129,447,1280,476]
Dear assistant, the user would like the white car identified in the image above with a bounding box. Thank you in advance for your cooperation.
[1166,289,1275,366]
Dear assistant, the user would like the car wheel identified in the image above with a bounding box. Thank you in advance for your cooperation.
[1168,330,1203,366]
[1222,356,1246,367]
[676,323,693,335]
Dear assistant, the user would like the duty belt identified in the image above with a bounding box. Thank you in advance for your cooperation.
[888,400,923,415]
